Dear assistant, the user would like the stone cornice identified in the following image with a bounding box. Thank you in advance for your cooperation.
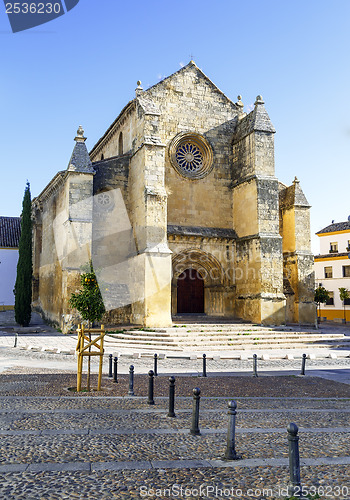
[230,174,278,189]
[168,234,234,244]
[236,233,282,242]
[283,251,314,258]
[168,225,236,241]
[89,100,136,159]
[32,171,66,206]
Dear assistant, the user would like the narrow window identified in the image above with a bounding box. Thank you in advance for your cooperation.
[324,266,333,279]
[119,132,123,155]
[343,266,350,278]
[101,154,104,160]
[330,242,338,253]
[325,292,334,305]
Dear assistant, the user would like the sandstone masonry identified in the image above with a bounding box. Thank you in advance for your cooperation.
[32,62,315,330]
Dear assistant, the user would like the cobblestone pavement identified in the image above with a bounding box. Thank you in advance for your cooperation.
[0,369,349,499]
[0,312,350,498]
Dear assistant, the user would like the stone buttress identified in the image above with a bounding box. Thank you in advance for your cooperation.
[232,96,285,324]
[279,178,315,323]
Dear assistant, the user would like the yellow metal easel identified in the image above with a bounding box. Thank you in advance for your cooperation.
[76,324,105,392]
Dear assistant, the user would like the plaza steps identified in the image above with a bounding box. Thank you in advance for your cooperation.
[104,323,350,353]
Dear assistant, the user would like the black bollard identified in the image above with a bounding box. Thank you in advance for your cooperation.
[253,354,258,377]
[300,354,306,376]
[108,354,113,378]
[154,353,158,376]
[190,388,201,435]
[287,423,302,497]
[202,353,207,377]
[223,401,242,460]
[168,376,176,417]
[14,333,18,348]
[113,356,118,383]
[148,370,155,405]
[128,365,134,396]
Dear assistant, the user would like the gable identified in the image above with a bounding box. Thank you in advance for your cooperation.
[89,62,239,161]
[145,61,238,112]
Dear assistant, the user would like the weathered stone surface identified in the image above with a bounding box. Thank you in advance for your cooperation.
[32,62,314,330]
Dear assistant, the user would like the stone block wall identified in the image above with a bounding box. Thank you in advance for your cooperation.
[32,62,315,329]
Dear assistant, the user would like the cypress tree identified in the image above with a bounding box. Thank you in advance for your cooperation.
[14,182,32,327]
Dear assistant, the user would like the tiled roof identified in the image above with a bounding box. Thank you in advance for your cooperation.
[68,141,94,173]
[316,221,350,234]
[0,217,21,248]
[314,252,349,260]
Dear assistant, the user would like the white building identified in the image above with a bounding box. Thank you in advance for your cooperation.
[0,217,21,309]
[314,220,350,322]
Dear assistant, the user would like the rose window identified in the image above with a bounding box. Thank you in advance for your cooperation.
[169,132,213,179]
[175,143,203,173]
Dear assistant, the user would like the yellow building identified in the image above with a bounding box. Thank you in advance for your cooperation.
[315,220,350,322]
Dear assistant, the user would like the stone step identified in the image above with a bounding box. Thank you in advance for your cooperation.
[106,333,176,342]
[171,326,293,332]
[109,329,172,337]
[105,339,350,352]
[103,321,350,353]
[105,337,178,347]
[106,331,346,343]
[176,341,350,349]
[174,333,344,342]
[177,334,348,343]
[108,327,345,338]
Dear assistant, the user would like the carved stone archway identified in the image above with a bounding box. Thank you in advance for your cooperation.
[172,249,226,316]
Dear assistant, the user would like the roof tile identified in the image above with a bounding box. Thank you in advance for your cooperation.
[316,221,350,234]
[0,217,21,248]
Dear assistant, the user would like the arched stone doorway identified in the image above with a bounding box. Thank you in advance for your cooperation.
[171,249,231,317]
[177,268,204,314]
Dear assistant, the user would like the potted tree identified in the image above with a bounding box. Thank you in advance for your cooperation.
[339,287,349,324]
[314,286,329,323]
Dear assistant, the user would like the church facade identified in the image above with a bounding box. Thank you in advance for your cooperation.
[32,62,315,331]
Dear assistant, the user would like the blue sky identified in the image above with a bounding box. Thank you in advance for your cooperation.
[1,0,349,252]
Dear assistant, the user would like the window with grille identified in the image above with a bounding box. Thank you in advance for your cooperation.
[324,266,333,278]
[330,242,338,253]
[325,292,334,305]
[343,266,350,278]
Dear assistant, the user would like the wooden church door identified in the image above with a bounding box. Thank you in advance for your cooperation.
[177,268,204,314]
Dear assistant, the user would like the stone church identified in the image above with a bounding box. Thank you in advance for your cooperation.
[32,61,315,331]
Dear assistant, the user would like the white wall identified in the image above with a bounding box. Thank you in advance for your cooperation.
[315,257,350,312]
[0,248,19,306]
[318,233,350,254]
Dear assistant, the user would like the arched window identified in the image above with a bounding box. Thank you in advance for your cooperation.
[119,132,123,155]
[101,154,104,160]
